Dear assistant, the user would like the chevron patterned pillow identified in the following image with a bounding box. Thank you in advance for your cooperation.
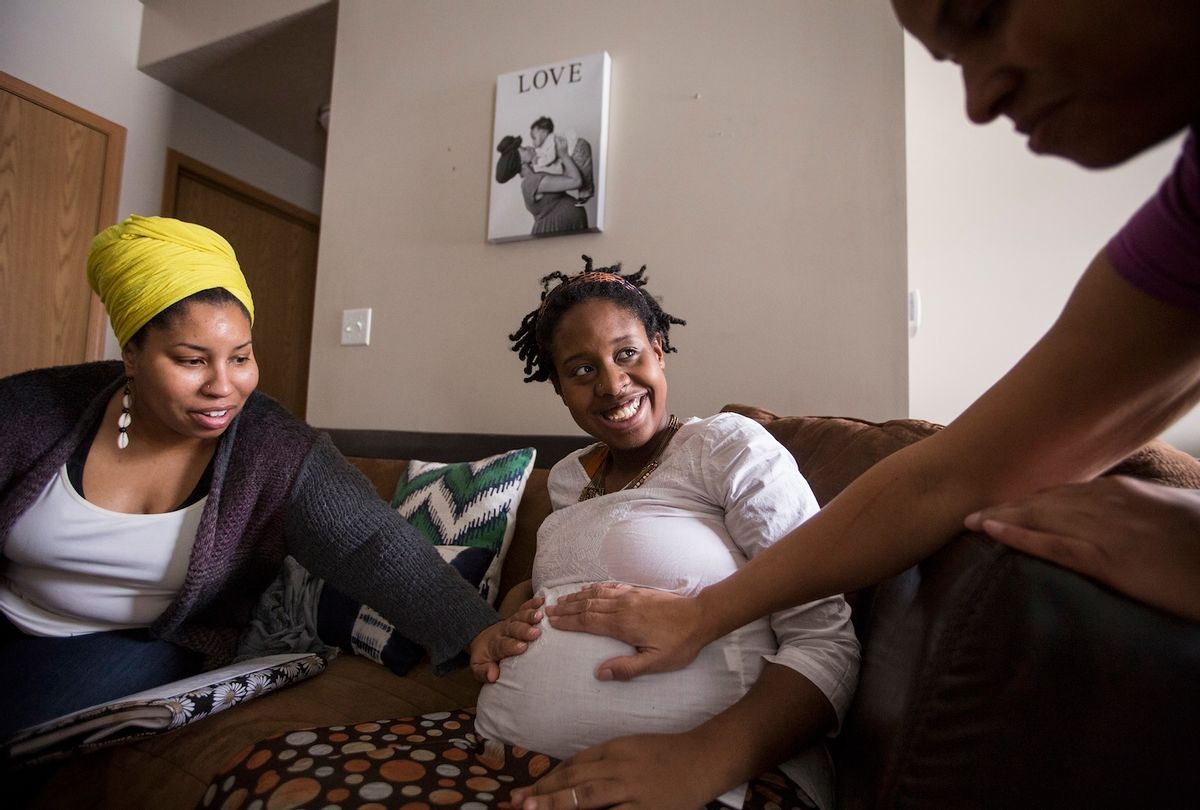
[391,447,536,605]
[314,447,536,676]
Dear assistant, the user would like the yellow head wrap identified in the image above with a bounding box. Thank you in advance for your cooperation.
[87,215,255,347]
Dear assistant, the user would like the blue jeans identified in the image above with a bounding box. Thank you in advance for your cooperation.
[0,614,204,739]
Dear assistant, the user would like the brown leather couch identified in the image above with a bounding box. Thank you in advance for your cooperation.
[26,408,1200,808]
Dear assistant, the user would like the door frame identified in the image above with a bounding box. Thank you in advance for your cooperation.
[1,71,125,361]
[161,149,319,229]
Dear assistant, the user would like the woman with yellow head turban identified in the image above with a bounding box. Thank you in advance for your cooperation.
[0,216,523,745]
[85,215,257,448]
[87,214,255,349]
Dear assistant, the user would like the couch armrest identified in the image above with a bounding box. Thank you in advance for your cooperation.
[836,532,1200,809]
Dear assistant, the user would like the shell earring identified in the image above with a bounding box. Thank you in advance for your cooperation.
[118,380,132,449]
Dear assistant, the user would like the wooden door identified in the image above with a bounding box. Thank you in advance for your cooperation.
[162,151,319,419]
[0,73,124,377]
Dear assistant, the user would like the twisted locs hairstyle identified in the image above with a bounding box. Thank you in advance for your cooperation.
[509,255,687,383]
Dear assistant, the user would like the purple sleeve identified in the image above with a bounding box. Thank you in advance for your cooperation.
[1106,130,1200,312]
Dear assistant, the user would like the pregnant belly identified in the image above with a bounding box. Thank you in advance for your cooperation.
[474,585,772,760]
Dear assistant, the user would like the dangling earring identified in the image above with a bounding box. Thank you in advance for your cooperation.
[118,380,132,449]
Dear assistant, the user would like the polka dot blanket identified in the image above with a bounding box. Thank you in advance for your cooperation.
[198,708,815,809]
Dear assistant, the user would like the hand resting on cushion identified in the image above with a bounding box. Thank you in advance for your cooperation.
[966,476,1200,621]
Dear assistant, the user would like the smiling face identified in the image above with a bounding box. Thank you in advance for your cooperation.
[121,300,258,443]
[550,298,670,458]
[892,0,1200,167]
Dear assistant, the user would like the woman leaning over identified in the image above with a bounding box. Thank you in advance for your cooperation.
[540,0,1200,684]
[0,216,522,738]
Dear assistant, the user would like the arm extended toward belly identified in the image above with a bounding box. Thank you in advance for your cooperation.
[549,255,1200,682]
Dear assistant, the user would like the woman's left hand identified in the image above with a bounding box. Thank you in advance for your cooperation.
[468,596,545,683]
[547,584,710,681]
[966,476,1200,621]
[509,732,722,810]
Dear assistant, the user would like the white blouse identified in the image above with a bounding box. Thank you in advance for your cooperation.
[475,413,860,809]
[0,465,204,636]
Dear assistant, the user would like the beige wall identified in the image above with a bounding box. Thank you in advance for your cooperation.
[0,0,323,222]
[138,0,327,65]
[309,0,907,436]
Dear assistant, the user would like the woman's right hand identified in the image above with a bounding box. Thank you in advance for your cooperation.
[546,584,710,681]
[966,476,1200,621]
[469,595,545,683]
[510,730,722,810]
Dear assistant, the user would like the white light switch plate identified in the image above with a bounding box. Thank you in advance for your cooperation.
[341,307,372,346]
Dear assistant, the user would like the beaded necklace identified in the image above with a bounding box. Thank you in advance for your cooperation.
[578,415,682,501]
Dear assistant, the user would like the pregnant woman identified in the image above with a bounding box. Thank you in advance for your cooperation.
[477,259,860,810]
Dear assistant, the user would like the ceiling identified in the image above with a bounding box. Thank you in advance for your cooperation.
[139,1,337,168]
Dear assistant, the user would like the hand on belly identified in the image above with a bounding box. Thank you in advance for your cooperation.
[474,584,761,760]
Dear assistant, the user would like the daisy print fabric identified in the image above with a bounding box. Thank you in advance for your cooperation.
[163,655,324,730]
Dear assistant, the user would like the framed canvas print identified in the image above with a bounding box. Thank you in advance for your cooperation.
[488,51,611,243]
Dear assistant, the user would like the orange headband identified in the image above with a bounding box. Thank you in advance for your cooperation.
[538,271,641,317]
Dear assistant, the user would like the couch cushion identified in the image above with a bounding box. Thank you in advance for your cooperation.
[723,404,1200,504]
[713,409,1200,809]
[498,467,553,600]
[345,456,409,501]
[391,448,536,606]
[836,531,1200,809]
[346,459,552,606]
[316,449,536,676]
[721,404,942,507]
[199,707,814,810]
[1105,439,1200,487]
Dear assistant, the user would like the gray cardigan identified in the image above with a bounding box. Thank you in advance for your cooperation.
[0,362,498,668]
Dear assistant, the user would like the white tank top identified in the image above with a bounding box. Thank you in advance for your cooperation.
[0,465,205,636]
